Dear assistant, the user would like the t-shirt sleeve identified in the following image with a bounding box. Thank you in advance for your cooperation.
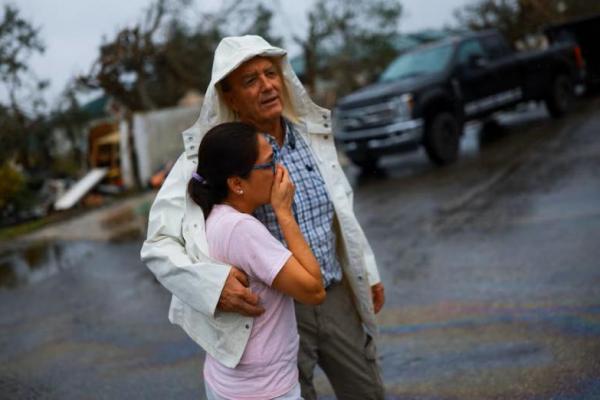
[225,215,292,287]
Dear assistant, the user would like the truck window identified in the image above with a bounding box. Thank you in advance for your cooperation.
[480,34,512,59]
[379,44,453,82]
[457,40,487,66]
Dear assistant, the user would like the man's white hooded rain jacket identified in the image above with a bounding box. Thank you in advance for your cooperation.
[140,35,381,368]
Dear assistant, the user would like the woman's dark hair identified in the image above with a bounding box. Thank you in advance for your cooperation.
[188,122,258,217]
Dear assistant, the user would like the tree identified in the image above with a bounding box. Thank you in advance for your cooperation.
[79,0,171,111]
[0,4,48,169]
[293,3,334,95]
[0,4,53,218]
[225,1,283,47]
[454,0,600,44]
[0,4,47,112]
[79,0,283,112]
[295,0,403,99]
[159,18,222,99]
[50,84,90,172]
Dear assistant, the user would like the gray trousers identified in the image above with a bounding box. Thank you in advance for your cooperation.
[294,281,384,400]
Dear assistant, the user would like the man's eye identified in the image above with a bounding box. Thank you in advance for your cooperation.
[266,70,277,77]
[244,77,256,86]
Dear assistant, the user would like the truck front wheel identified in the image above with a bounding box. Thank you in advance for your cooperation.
[545,74,574,119]
[423,112,461,166]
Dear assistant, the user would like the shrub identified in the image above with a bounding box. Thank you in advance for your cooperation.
[0,162,25,212]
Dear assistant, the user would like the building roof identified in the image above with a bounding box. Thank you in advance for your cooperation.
[81,95,109,119]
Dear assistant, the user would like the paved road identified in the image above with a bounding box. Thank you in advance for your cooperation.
[343,98,600,399]
[0,98,599,399]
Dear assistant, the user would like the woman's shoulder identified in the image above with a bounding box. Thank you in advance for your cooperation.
[213,208,276,248]
[206,205,261,262]
[208,205,263,233]
[208,204,237,221]
[230,211,270,237]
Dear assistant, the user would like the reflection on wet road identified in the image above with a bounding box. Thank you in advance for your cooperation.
[0,241,204,399]
[332,100,600,399]
[0,241,96,289]
[1,100,599,399]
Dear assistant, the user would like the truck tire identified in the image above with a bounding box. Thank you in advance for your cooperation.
[423,112,461,166]
[545,74,574,119]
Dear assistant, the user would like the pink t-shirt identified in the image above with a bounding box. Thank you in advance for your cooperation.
[204,204,298,400]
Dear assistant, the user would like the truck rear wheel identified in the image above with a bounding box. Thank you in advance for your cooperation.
[545,74,574,119]
[424,112,461,166]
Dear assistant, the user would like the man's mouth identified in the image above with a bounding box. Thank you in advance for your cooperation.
[261,95,280,107]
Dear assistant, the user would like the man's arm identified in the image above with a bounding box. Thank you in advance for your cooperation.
[336,154,385,313]
[218,267,264,315]
[360,226,385,314]
[335,145,385,313]
[140,154,264,317]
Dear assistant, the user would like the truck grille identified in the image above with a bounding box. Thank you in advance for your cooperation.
[339,101,398,131]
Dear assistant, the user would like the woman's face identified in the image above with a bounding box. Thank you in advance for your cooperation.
[241,134,276,207]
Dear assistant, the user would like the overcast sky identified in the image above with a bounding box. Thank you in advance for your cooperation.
[12,0,471,107]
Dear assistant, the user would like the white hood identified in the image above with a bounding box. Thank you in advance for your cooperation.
[182,35,327,159]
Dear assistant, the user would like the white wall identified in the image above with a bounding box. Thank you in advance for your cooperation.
[132,105,200,186]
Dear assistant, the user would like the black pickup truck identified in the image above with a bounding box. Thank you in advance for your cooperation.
[333,29,585,168]
[545,13,600,89]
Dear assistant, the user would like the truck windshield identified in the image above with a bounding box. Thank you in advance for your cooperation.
[379,44,453,82]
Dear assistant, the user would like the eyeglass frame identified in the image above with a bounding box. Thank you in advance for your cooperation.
[252,134,280,173]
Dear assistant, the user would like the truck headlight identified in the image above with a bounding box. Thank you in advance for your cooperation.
[389,93,414,120]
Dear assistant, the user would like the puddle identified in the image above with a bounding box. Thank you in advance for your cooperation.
[0,241,95,289]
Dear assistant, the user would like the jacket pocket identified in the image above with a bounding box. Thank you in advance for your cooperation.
[364,333,378,361]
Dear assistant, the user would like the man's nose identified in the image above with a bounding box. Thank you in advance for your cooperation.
[259,74,274,90]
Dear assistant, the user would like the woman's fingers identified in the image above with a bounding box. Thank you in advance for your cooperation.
[272,164,294,204]
[282,166,294,195]
[271,165,285,200]
[274,164,283,183]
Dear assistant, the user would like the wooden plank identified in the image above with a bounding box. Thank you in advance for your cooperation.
[54,168,109,210]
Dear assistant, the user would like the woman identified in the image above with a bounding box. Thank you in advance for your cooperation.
[188,122,325,400]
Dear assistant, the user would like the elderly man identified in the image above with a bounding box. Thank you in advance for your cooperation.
[141,35,385,399]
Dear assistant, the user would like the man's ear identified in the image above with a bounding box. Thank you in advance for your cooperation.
[221,79,238,113]
[223,91,237,113]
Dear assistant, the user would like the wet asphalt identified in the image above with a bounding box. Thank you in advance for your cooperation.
[1,98,599,399]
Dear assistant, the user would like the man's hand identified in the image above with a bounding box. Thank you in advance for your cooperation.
[217,267,265,317]
[371,283,385,314]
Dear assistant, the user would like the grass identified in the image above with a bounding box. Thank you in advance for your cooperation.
[0,216,57,242]
[0,190,155,243]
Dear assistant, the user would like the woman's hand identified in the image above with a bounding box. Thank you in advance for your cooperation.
[270,164,295,217]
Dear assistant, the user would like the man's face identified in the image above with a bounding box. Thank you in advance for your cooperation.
[223,57,284,125]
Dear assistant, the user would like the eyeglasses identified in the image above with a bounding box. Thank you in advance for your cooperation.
[252,135,280,173]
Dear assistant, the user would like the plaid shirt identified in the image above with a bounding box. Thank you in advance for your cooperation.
[254,120,343,288]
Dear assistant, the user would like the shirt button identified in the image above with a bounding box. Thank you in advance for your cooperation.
[323,123,329,128]
[245,324,250,329]
[358,276,363,281]
[193,224,198,228]
[324,135,329,140]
